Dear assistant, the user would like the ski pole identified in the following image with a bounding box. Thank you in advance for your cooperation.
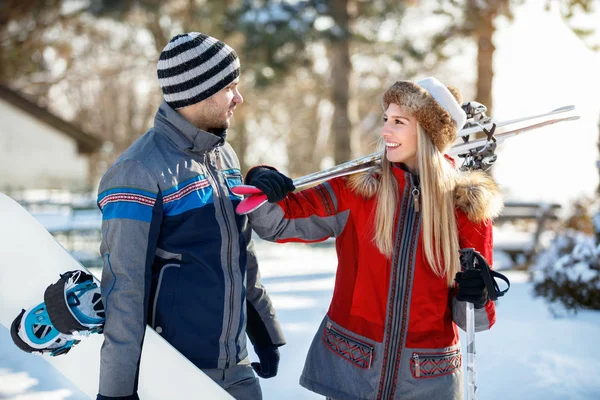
[466,300,476,400]
[459,249,478,400]
[458,248,511,400]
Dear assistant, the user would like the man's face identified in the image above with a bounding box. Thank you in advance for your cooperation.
[181,79,243,132]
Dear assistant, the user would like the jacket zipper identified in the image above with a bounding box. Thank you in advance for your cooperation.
[412,353,421,377]
[207,147,235,368]
[409,173,420,213]
[378,173,421,398]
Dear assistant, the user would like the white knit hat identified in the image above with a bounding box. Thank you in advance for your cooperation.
[416,77,467,132]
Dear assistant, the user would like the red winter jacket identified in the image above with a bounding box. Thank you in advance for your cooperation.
[248,163,503,400]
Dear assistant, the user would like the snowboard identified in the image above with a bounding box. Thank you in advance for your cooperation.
[0,192,233,399]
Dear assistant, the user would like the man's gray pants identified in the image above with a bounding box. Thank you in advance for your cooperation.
[202,357,262,400]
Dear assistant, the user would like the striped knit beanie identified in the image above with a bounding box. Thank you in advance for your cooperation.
[157,32,240,110]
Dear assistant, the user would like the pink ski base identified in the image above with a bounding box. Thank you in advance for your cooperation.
[231,185,269,214]
[231,185,263,196]
[235,194,268,214]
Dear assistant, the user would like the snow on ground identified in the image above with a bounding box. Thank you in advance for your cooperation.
[253,240,600,400]
[0,341,88,400]
[2,238,600,399]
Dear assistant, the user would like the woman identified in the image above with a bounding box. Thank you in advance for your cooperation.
[245,77,503,400]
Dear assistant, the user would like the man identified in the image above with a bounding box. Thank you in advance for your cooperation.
[96,32,287,400]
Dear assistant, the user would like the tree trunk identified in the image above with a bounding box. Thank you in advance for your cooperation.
[475,8,496,115]
[148,13,168,53]
[597,112,600,194]
[287,90,322,177]
[236,117,248,175]
[328,0,353,165]
[229,105,249,174]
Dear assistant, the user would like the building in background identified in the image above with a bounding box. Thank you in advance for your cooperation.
[0,85,103,194]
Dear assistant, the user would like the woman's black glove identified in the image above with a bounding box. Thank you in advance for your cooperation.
[454,269,489,309]
[245,167,295,203]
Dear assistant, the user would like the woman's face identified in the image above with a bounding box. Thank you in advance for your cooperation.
[381,103,418,170]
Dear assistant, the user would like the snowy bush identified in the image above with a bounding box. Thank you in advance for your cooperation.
[531,229,600,313]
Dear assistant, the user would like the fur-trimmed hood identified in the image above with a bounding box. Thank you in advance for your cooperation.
[453,170,503,223]
[348,166,503,223]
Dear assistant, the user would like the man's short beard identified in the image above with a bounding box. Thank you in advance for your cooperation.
[206,117,229,132]
[195,99,229,131]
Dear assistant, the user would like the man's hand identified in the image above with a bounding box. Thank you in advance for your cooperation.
[251,345,280,379]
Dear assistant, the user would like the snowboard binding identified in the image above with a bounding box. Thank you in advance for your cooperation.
[10,270,105,356]
[44,270,105,334]
[10,303,80,356]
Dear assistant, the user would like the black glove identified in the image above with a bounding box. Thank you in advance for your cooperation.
[454,269,489,309]
[96,394,140,400]
[245,167,295,203]
[251,345,280,379]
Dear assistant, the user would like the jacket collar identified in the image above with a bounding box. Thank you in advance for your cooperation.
[153,101,226,153]
[392,162,420,186]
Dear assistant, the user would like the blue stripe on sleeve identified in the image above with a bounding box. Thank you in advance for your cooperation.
[102,201,154,223]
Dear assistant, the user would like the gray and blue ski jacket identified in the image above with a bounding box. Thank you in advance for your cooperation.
[96,101,285,397]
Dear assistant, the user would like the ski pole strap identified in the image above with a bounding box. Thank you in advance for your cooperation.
[458,248,510,302]
[487,269,510,300]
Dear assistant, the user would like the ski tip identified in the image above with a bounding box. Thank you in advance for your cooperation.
[534,115,581,126]
[552,105,575,113]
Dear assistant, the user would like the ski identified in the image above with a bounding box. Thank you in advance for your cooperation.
[296,114,581,187]
[457,105,575,138]
[233,110,580,214]
[450,115,579,155]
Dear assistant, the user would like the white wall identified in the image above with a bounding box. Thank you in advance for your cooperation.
[0,99,90,191]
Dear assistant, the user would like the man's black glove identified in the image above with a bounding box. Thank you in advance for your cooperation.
[96,394,140,400]
[245,167,295,203]
[251,345,280,379]
[454,269,489,309]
